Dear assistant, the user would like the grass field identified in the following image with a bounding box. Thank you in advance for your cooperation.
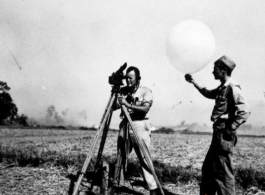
[0,127,265,195]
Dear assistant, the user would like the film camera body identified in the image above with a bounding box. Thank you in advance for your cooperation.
[108,63,127,86]
[108,62,135,104]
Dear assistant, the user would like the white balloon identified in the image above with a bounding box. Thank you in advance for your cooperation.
[166,20,215,74]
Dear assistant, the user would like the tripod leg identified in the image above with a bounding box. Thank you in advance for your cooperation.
[113,128,125,187]
[113,146,123,186]
[121,105,165,195]
[123,122,131,173]
[94,109,113,170]
[72,94,116,195]
[89,109,113,190]
[113,122,131,187]
[101,160,109,195]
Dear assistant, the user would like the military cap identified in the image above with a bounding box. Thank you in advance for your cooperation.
[215,55,236,71]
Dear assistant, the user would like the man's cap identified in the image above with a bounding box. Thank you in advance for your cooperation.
[215,55,236,71]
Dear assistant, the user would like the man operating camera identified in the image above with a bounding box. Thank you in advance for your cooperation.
[112,66,160,195]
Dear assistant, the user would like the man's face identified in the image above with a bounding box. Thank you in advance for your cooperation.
[212,65,223,80]
[126,70,137,88]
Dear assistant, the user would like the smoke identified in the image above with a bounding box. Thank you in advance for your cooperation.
[30,105,89,126]
[78,109,87,120]
[62,108,69,116]
[45,105,64,125]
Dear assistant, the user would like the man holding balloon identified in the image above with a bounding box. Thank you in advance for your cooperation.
[167,20,250,195]
[185,56,250,195]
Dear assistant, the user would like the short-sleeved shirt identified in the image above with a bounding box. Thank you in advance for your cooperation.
[119,84,153,120]
[199,78,250,130]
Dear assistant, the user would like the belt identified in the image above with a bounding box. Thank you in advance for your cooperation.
[213,118,228,130]
[131,118,149,121]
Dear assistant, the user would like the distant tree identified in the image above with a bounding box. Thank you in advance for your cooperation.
[27,117,39,126]
[15,114,29,126]
[180,120,186,126]
[0,81,18,124]
[203,123,208,128]
[0,81,10,92]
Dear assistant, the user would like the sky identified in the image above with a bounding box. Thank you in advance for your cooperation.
[0,0,264,129]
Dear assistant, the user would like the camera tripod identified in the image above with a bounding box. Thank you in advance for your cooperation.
[72,85,164,195]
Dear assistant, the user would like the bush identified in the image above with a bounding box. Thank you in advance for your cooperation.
[154,127,176,134]
[235,167,265,190]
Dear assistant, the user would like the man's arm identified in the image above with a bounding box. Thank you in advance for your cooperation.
[185,74,218,99]
[229,85,251,131]
[131,102,151,113]
[118,95,151,113]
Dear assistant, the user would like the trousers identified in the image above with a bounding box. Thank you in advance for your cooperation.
[200,128,237,195]
[115,119,157,190]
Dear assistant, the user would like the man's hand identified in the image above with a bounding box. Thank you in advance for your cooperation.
[117,94,130,107]
[223,128,235,141]
[185,74,195,84]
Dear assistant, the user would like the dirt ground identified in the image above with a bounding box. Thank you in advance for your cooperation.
[1,130,265,195]
[2,163,261,195]
[0,163,199,195]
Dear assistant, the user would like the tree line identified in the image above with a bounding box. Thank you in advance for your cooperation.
[0,81,28,126]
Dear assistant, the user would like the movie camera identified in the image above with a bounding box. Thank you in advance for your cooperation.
[108,63,127,86]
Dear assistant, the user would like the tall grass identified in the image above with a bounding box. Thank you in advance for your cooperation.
[1,143,264,191]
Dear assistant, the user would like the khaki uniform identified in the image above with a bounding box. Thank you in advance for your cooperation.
[115,85,158,190]
[199,78,250,195]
